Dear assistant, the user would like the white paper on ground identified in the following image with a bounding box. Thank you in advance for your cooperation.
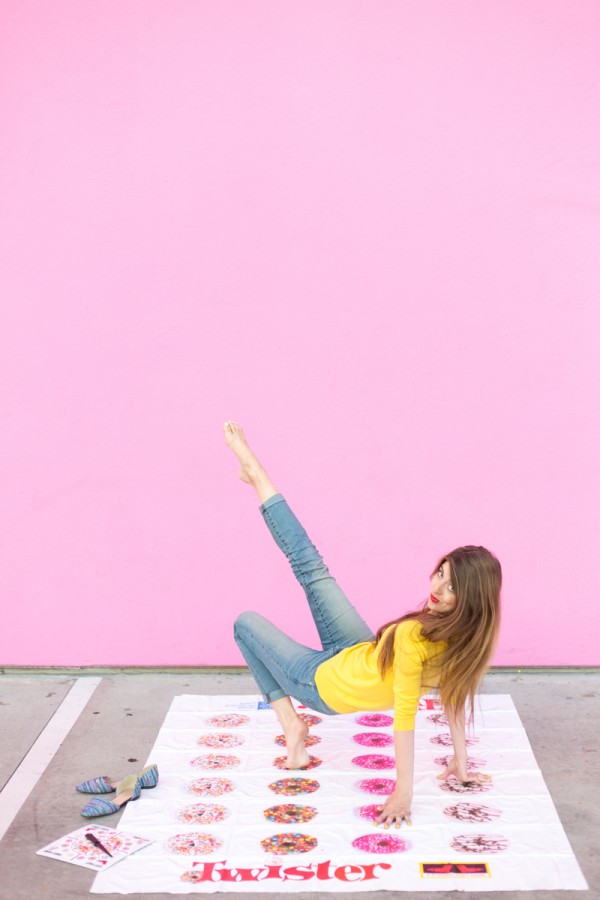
[91,694,587,893]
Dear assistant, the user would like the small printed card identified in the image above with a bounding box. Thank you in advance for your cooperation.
[37,825,153,870]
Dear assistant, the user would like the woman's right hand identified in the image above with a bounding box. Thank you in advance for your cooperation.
[375,789,413,828]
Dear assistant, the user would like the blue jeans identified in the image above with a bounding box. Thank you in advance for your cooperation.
[233,494,375,714]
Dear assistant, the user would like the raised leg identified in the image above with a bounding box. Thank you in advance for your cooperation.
[223,421,374,651]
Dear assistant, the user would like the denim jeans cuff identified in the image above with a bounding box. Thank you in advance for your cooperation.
[259,493,285,513]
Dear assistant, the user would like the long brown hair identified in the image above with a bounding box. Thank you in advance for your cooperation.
[374,546,502,720]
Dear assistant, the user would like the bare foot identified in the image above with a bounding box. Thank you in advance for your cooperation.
[283,717,311,769]
[223,421,278,504]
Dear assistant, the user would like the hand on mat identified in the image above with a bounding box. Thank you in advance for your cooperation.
[436,756,492,785]
[375,790,412,828]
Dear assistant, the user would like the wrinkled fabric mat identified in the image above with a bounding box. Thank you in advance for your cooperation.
[91,694,587,893]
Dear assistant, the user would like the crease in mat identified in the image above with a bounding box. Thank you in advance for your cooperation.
[91,694,587,893]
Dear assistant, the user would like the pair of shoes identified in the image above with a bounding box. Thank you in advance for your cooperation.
[76,764,158,818]
[80,774,141,818]
[76,764,159,794]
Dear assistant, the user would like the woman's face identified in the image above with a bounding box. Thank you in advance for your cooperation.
[428,560,457,613]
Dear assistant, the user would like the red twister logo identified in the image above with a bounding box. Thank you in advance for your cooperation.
[185,860,392,884]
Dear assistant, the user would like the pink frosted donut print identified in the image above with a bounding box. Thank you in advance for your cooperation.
[352,833,409,854]
[355,713,393,728]
[354,803,384,822]
[273,755,322,770]
[357,778,396,795]
[275,734,321,747]
[352,754,395,770]
[198,733,244,749]
[353,732,393,748]
[206,713,249,728]
[451,833,509,854]
[191,754,240,770]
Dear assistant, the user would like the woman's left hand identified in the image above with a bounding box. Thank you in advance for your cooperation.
[436,756,492,785]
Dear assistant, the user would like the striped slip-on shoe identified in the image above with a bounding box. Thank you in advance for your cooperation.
[76,763,158,794]
[81,774,141,818]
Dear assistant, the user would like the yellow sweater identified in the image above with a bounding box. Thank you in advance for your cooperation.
[314,620,444,730]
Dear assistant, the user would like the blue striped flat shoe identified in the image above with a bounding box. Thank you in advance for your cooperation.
[76,764,158,793]
[81,774,141,817]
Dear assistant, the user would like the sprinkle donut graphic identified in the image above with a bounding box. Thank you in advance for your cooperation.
[206,713,249,728]
[268,777,320,796]
[260,833,318,854]
[273,755,322,770]
[191,754,240,770]
[274,734,321,747]
[298,713,322,726]
[198,733,244,749]
[263,804,318,824]
[167,832,223,855]
[176,803,228,825]
[186,777,234,797]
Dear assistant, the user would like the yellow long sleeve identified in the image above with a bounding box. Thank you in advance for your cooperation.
[314,619,443,730]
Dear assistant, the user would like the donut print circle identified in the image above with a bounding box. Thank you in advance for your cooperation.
[427,712,449,726]
[260,833,318,855]
[352,754,395,770]
[352,834,409,854]
[439,779,492,795]
[198,732,244,749]
[355,713,393,728]
[191,754,240,770]
[167,832,223,855]
[187,777,234,797]
[274,755,322,771]
[430,732,479,747]
[443,802,501,823]
[434,754,487,769]
[177,803,228,825]
[357,777,397,795]
[268,778,320,796]
[275,733,321,747]
[353,732,393,748]
[206,713,249,728]
[263,804,318,824]
[354,803,384,823]
[451,833,509,854]
[298,713,322,726]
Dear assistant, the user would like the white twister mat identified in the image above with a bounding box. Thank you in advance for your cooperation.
[91,694,587,893]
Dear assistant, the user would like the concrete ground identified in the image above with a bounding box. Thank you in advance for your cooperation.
[0,670,597,900]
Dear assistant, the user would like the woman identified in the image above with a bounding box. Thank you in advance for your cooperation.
[225,421,501,828]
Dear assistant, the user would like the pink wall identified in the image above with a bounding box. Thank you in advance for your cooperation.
[1,1,599,666]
